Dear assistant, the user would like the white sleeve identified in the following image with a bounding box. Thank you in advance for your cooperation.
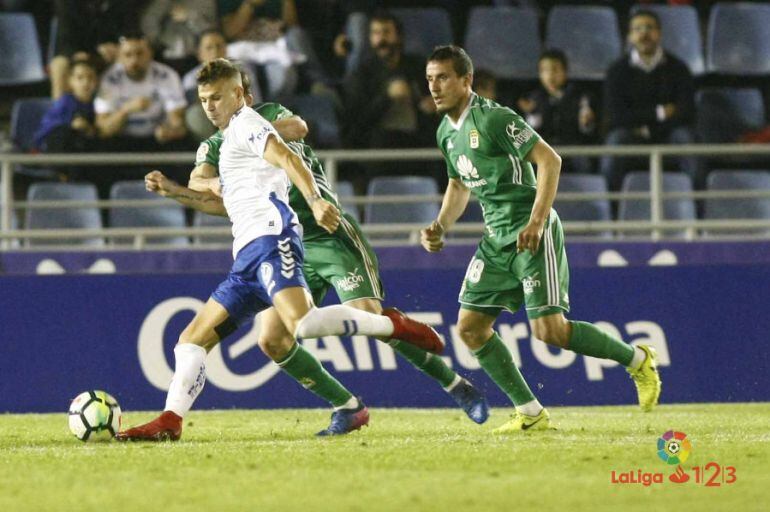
[161,70,187,112]
[94,77,118,114]
[236,113,280,158]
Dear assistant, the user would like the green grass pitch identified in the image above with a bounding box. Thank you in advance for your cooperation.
[1,404,768,512]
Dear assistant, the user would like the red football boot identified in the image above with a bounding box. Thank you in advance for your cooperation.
[381,307,445,354]
[115,411,183,442]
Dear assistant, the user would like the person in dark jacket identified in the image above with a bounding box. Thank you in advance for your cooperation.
[518,49,598,173]
[600,9,697,190]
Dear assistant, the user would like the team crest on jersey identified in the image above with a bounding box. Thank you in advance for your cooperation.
[196,143,209,162]
[469,129,479,149]
[506,122,534,149]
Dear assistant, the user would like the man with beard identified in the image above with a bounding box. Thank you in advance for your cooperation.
[95,32,189,153]
[342,10,435,149]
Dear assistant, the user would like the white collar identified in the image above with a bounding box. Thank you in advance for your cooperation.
[447,93,475,131]
[630,47,665,73]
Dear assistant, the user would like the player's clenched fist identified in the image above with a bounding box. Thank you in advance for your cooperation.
[421,220,445,252]
[145,170,177,197]
[516,220,543,254]
[311,198,340,234]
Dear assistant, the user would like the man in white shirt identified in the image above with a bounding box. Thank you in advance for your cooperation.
[117,58,443,441]
[95,32,189,151]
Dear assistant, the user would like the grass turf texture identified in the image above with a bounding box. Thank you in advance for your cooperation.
[1,404,768,512]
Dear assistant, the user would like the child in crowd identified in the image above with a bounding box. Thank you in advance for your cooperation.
[35,58,99,153]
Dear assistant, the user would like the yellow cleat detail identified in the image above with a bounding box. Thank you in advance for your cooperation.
[492,408,557,434]
[627,344,662,412]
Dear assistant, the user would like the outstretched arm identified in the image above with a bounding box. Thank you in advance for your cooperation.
[420,178,470,252]
[145,170,226,216]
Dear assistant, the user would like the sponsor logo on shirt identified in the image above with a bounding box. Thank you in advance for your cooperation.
[335,268,365,292]
[196,143,209,162]
[506,122,534,149]
[456,155,487,187]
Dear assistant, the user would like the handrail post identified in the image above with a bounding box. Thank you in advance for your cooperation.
[650,148,663,241]
[1,159,13,250]
[325,156,338,189]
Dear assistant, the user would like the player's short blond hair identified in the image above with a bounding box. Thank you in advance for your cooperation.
[197,58,242,86]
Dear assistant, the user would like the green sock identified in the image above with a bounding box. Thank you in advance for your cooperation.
[568,321,634,366]
[391,340,457,388]
[276,342,353,407]
[473,333,535,406]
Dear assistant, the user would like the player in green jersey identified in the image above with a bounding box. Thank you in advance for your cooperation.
[143,70,489,429]
[421,46,662,433]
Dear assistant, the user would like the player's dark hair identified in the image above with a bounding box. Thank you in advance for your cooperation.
[370,9,402,36]
[428,45,473,77]
[238,67,252,97]
[630,9,661,30]
[197,58,242,86]
[539,48,569,71]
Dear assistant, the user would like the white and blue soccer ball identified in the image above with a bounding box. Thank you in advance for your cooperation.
[68,390,122,442]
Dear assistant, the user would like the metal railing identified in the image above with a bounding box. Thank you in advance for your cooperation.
[2,143,770,250]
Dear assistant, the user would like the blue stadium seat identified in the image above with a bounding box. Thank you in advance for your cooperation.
[192,209,231,245]
[288,94,341,148]
[391,8,453,58]
[10,98,52,152]
[618,171,696,238]
[707,2,770,75]
[0,12,46,85]
[464,7,540,80]
[545,6,621,80]
[695,88,765,143]
[25,183,103,247]
[109,181,189,246]
[554,174,612,238]
[335,180,359,222]
[365,176,439,240]
[632,4,704,75]
[704,170,770,236]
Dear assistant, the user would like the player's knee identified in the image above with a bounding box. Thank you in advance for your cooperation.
[258,334,293,360]
[531,322,570,348]
[457,321,491,349]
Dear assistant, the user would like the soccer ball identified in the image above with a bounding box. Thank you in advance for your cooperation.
[667,440,681,455]
[68,390,122,442]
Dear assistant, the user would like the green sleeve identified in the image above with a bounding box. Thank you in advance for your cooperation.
[437,132,458,180]
[254,102,295,123]
[483,107,540,161]
[194,133,223,168]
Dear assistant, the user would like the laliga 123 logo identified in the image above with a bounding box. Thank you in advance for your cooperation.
[611,430,737,487]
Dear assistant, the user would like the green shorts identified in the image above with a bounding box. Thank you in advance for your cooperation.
[303,212,385,305]
[459,209,570,319]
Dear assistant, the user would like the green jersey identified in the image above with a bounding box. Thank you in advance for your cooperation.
[436,94,541,248]
[195,102,340,241]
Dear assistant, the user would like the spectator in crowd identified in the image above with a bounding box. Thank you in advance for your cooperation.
[518,49,597,173]
[218,0,306,98]
[601,9,697,190]
[95,32,189,153]
[473,69,498,103]
[140,0,218,75]
[34,57,99,154]
[182,29,261,140]
[342,10,435,149]
[49,0,137,98]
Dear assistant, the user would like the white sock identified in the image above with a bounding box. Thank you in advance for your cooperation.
[443,374,463,392]
[516,399,543,417]
[164,344,207,418]
[333,396,360,411]
[295,305,394,339]
[629,346,646,370]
